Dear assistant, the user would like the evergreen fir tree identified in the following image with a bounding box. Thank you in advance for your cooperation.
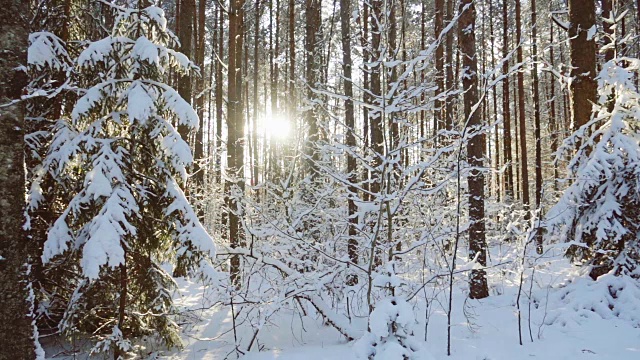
[548,55,640,280]
[27,2,216,356]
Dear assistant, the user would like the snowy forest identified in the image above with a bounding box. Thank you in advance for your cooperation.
[1,0,640,358]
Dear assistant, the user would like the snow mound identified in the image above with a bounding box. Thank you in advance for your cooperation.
[545,273,640,329]
[354,297,435,360]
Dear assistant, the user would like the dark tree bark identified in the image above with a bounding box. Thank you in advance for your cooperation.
[340,0,359,280]
[459,0,489,300]
[434,0,445,136]
[602,0,614,63]
[359,0,371,200]
[178,0,195,141]
[388,0,399,151]
[227,0,246,286]
[489,0,500,201]
[215,3,224,183]
[513,74,520,200]
[304,0,322,176]
[194,0,206,190]
[531,0,543,254]
[252,0,263,189]
[444,0,455,130]
[115,260,127,360]
[288,0,296,118]
[502,0,514,200]
[515,0,529,209]
[568,0,597,133]
[271,0,280,118]
[549,10,558,191]
[370,0,384,199]
[0,0,36,358]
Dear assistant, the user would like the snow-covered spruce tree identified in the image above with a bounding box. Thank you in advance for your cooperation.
[547,56,640,280]
[27,3,216,356]
[355,266,421,360]
[25,29,76,335]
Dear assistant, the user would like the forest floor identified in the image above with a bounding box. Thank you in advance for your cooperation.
[44,245,640,360]
[161,246,640,360]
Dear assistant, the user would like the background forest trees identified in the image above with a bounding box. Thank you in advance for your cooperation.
[2,0,640,358]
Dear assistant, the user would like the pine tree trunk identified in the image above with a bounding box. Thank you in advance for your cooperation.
[459,0,489,300]
[513,78,520,201]
[444,0,454,130]
[568,0,597,133]
[304,0,322,176]
[288,0,296,119]
[434,0,444,137]
[549,9,558,191]
[114,261,127,360]
[178,0,195,141]
[531,0,543,253]
[359,0,370,200]
[516,0,529,209]
[502,0,514,199]
[0,1,36,357]
[194,0,206,191]
[489,0,500,202]
[252,0,262,190]
[208,7,217,172]
[215,5,224,184]
[602,0,614,63]
[370,0,383,198]
[271,0,280,119]
[340,0,359,281]
[388,0,398,152]
[227,0,246,286]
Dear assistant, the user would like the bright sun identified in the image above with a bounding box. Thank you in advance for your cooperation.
[264,115,291,140]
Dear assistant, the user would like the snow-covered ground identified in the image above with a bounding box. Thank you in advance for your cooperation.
[160,252,640,360]
[42,246,640,360]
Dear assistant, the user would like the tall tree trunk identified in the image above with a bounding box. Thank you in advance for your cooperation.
[114,260,127,360]
[513,78,520,200]
[208,10,216,171]
[359,0,370,200]
[304,0,322,176]
[194,0,206,220]
[502,0,514,199]
[568,0,597,133]
[178,0,195,141]
[370,0,384,198]
[0,0,36,357]
[271,0,280,118]
[459,0,489,300]
[515,0,529,209]
[531,0,543,253]
[549,7,558,191]
[602,0,615,63]
[52,0,71,118]
[227,0,246,286]
[388,0,398,151]
[288,0,296,119]
[421,0,427,140]
[253,0,263,190]
[559,45,570,135]
[481,4,488,174]
[444,0,455,130]
[489,0,500,202]
[215,4,224,184]
[340,0,359,281]
[434,0,444,137]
